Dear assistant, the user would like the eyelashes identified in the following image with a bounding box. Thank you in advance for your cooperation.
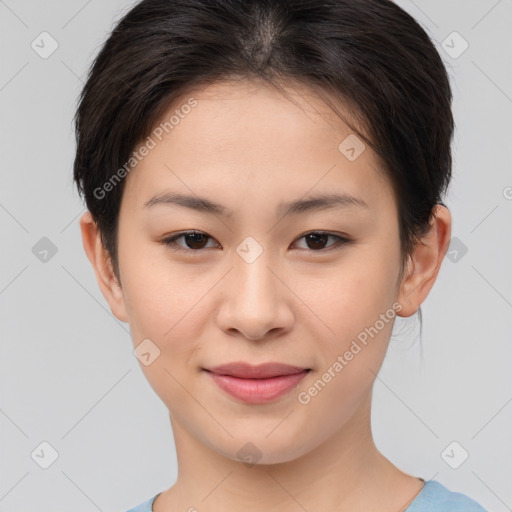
[160,230,352,254]
[162,231,218,252]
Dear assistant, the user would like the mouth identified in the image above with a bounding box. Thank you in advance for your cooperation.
[203,362,311,404]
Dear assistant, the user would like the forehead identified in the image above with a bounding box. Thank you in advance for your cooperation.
[162,78,363,150]
[121,79,393,216]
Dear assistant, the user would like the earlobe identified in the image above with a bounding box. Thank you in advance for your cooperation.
[79,211,129,323]
[396,204,452,318]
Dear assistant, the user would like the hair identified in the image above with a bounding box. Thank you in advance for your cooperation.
[73,0,454,339]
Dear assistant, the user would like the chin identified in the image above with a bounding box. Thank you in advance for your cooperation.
[212,431,315,467]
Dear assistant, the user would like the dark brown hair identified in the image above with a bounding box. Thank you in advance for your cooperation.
[73,0,454,309]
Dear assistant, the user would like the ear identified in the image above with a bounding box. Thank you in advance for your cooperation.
[79,210,129,323]
[396,204,452,318]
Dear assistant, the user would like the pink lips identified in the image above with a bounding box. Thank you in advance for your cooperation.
[203,362,310,404]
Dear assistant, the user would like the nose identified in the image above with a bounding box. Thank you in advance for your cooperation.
[215,251,295,341]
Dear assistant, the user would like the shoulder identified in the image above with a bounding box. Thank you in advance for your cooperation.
[124,493,160,512]
[407,480,488,512]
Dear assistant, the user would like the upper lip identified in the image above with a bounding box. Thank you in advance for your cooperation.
[204,362,310,379]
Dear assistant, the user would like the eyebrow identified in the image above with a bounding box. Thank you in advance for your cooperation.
[143,191,368,217]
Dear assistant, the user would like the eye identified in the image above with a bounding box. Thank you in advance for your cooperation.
[161,230,219,253]
[293,231,352,252]
[160,230,351,254]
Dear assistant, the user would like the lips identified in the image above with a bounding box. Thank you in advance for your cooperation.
[206,362,309,379]
[203,362,311,404]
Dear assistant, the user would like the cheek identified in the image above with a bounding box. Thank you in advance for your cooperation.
[295,249,400,341]
[124,268,206,347]
[120,254,208,408]
[119,234,189,328]
[119,244,220,370]
[292,247,401,408]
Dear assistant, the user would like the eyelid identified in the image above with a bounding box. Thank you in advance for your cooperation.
[160,230,352,254]
[292,231,352,253]
[161,230,220,254]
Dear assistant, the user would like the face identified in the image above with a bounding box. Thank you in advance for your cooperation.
[95,79,410,464]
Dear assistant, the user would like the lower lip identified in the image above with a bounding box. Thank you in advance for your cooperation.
[204,370,310,404]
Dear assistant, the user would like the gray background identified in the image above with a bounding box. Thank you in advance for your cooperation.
[1,0,511,511]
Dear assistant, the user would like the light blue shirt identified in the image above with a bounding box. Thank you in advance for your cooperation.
[125,479,488,511]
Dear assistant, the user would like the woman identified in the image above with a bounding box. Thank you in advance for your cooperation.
[73,0,488,510]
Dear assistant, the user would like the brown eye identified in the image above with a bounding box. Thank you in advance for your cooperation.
[294,232,351,252]
[304,232,329,250]
[161,231,218,252]
[180,232,210,250]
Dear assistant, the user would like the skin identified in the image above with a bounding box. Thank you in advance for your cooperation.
[80,79,451,512]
